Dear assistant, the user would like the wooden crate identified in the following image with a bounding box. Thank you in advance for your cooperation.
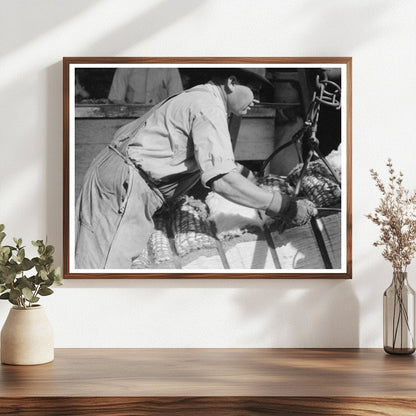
[141,213,341,271]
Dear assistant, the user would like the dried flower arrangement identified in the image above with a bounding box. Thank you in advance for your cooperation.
[367,159,416,354]
[366,159,416,272]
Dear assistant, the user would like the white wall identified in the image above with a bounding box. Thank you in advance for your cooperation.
[1,0,415,348]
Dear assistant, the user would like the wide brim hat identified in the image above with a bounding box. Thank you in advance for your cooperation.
[201,67,273,89]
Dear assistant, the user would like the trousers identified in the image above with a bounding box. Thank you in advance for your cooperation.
[75,147,163,269]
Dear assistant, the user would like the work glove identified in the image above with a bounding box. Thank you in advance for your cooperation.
[266,193,317,231]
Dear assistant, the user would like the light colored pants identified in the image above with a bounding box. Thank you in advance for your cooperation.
[75,148,163,269]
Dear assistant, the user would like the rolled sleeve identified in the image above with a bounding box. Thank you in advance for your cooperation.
[191,107,237,187]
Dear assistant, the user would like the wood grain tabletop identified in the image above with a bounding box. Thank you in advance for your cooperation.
[1,348,415,415]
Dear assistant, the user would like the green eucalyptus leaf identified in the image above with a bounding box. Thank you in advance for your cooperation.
[17,276,35,290]
[9,288,21,301]
[0,291,18,306]
[17,248,25,263]
[22,287,34,301]
[6,263,20,275]
[48,266,62,280]
[34,275,43,285]
[0,246,10,255]
[0,267,6,282]
[46,278,55,287]
[0,247,11,265]
[8,297,18,306]
[53,267,63,285]
[42,256,54,266]
[38,287,53,296]
[32,240,43,247]
[13,237,22,248]
[39,269,48,281]
[0,232,6,244]
[3,271,17,285]
[20,258,34,271]
[0,224,5,232]
[45,245,55,256]
[0,285,6,294]
[0,246,12,265]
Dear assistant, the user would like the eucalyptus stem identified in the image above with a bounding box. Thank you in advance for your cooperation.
[32,284,41,303]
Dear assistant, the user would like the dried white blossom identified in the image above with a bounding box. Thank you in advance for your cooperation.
[366,159,416,272]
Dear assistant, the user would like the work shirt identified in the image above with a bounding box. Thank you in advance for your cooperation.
[76,82,237,269]
[108,68,183,104]
[115,82,237,193]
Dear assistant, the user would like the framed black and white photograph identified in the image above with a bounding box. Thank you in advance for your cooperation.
[63,57,352,279]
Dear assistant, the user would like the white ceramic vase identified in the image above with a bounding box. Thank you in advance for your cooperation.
[1,305,54,365]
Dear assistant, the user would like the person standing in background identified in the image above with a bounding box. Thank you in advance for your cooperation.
[108,68,183,105]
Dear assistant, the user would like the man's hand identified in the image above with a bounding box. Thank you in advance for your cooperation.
[281,198,317,226]
[266,193,317,231]
[210,171,317,231]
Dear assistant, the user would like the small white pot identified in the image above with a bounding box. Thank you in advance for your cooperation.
[1,305,54,365]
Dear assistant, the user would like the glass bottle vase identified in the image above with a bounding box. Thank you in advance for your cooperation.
[383,271,416,355]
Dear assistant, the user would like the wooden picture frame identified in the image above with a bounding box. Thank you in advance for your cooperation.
[63,57,352,279]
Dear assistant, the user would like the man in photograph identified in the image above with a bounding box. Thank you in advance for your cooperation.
[75,69,317,269]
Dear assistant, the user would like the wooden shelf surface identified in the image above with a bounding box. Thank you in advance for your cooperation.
[1,348,416,415]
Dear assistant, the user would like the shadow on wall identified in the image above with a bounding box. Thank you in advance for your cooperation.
[233,280,359,348]
[58,277,359,348]
[46,62,64,263]
[2,0,203,56]
[288,0,395,51]
[86,0,204,55]
[1,0,102,56]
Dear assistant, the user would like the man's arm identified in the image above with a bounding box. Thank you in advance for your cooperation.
[210,171,275,211]
[210,170,317,225]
